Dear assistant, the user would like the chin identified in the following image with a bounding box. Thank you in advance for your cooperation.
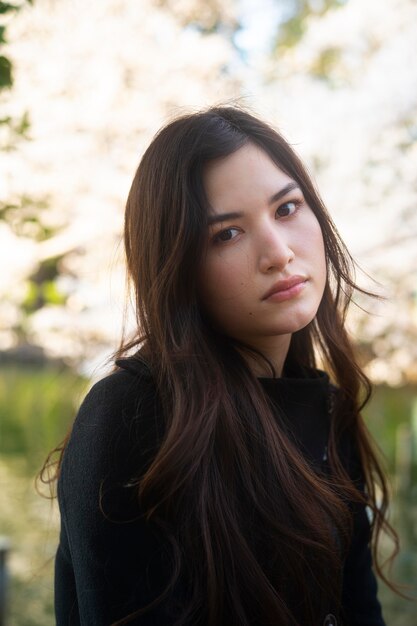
[270,313,318,335]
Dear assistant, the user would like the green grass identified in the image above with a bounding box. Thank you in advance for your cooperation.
[364,383,417,477]
[363,384,417,623]
[0,364,89,471]
[0,364,89,625]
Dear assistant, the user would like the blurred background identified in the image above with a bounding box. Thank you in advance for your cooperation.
[0,0,416,624]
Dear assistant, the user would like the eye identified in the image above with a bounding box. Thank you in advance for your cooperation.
[213,227,240,243]
[276,199,302,218]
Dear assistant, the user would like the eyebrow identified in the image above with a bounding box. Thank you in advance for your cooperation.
[268,182,300,206]
[207,181,301,226]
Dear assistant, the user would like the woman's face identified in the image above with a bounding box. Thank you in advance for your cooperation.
[199,142,327,365]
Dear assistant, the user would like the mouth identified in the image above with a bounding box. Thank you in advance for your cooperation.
[262,276,308,302]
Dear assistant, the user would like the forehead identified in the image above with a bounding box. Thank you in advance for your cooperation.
[203,143,294,213]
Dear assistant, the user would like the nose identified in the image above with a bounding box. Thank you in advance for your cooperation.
[258,225,294,273]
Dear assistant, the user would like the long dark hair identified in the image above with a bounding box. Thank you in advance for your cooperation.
[44,105,401,625]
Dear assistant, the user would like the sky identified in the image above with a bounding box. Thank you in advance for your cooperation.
[235,0,284,59]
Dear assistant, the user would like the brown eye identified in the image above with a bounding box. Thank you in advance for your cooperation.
[276,200,301,218]
[214,228,239,243]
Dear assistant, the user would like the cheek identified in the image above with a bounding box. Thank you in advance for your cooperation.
[301,216,327,281]
[315,229,327,284]
[199,250,250,314]
[311,226,325,258]
[201,259,235,303]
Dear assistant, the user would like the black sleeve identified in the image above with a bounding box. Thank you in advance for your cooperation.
[341,437,387,626]
[55,369,175,626]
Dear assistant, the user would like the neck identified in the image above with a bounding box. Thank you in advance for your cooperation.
[239,334,292,378]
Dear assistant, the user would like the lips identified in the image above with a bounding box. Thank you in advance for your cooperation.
[262,275,307,300]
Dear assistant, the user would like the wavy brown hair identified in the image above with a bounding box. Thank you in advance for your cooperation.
[44,105,401,625]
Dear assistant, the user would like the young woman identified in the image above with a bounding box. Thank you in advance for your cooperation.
[51,106,399,625]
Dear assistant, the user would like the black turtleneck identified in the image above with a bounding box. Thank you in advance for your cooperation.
[54,357,385,625]
[258,367,331,470]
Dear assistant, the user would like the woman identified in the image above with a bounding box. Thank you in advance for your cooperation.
[51,106,399,625]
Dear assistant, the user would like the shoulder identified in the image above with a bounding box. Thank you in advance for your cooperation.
[70,357,158,438]
[56,361,174,615]
[79,355,153,406]
[60,359,163,505]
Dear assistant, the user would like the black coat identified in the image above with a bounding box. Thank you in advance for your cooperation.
[54,358,386,625]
